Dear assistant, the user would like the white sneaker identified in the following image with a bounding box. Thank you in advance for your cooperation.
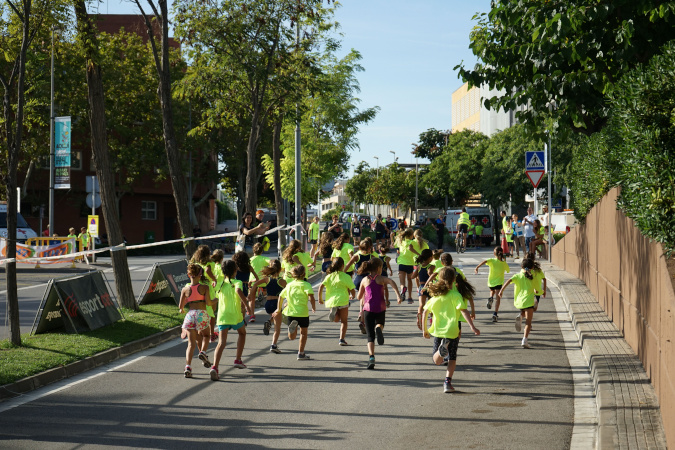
[288,320,299,335]
[515,314,522,332]
[522,339,530,349]
[328,307,338,322]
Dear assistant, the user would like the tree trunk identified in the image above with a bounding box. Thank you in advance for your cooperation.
[74,0,136,310]
[272,117,286,249]
[245,102,263,215]
[134,0,194,258]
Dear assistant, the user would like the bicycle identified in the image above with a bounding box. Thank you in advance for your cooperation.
[456,232,466,254]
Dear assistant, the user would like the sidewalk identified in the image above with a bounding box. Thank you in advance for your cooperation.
[542,263,667,450]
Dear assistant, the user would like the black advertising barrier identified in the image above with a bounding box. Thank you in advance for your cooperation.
[31,271,122,335]
[138,259,188,306]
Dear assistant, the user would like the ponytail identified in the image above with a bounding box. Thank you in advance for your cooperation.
[326,257,344,274]
[521,258,534,280]
[525,252,541,271]
[318,233,334,256]
[455,274,476,300]
[494,246,505,262]
[415,248,433,265]
[290,264,306,280]
[358,257,383,276]
[261,259,282,277]
[332,232,350,251]
[427,267,456,297]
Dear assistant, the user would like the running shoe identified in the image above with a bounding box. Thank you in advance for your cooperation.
[270,344,282,354]
[486,297,493,309]
[297,353,311,360]
[515,314,522,332]
[249,315,256,323]
[233,359,247,369]
[288,320,299,335]
[198,351,211,368]
[367,356,375,370]
[339,339,348,346]
[209,366,219,381]
[328,307,338,322]
[437,338,450,358]
[407,297,413,304]
[492,313,499,323]
[359,321,366,334]
[263,320,271,336]
[522,338,530,349]
[375,326,384,345]
[210,332,218,343]
[400,286,407,298]
[444,381,455,393]
[184,365,192,378]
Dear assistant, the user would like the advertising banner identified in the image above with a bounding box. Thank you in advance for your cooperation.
[138,259,188,306]
[54,116,72,189]
[31,271,122,335]
[0,238,76,264]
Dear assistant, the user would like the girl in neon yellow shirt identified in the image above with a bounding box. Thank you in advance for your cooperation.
[331,232,355,276]
[318,257,356,346]
[422,268,480,393]
[273,265,316,360]
[409,229,430,303]
[210,260,254,380]
[526,252,547,311]
[499,258,536,348]
[307,216,321,258]
[395,228,416,301]
[475,246,510,323]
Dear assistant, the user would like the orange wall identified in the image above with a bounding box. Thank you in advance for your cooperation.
[552,187,675,447]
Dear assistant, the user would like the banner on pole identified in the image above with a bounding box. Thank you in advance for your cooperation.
[31,271,122,335]
[138,259,189,305]
[55,116,72,189]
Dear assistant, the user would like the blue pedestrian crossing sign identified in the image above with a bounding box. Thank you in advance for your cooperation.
[525,151,545,170]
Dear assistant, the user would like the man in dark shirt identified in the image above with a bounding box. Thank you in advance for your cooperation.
[434,214,446,249]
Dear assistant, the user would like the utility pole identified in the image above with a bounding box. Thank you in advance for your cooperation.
[294,17,302,243]
[48,26,55,235]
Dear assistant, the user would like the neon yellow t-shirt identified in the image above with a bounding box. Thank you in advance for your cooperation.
[532,269,546,295]
[250,255,270,281]
[411,239,429,258]
[397,239,416,266]
[424,289,466,339]
[505,224,514,243]
[332,243,355,272]
[486,258,510,287]
[280,279,314,317]
[432,259,443,273]
[322,271,355,308]
[475,225,484,237]
[216,279,244,326]
[511,271,535,309]
[308,222,320,240]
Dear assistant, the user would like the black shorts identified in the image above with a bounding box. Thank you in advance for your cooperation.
[310,239,318,244]
[398,264,414,274]
[363,310,386,343]
[286,315,310,328]
[458,224,468,233]
[265,299,278,314]
[433,336,459,362]
[352,230,361,237]
[489,284,503,292]
[375,231,385,240]
[346,271,354,277]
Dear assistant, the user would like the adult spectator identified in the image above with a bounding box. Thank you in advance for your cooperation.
[522,207,538,251]
[434,214,446,249]
[324,214,343,239]
[385,214,394,245]
[253,210,271,244]
[475,223,484,248]
[240,211,269,255]
[374,213,387,247]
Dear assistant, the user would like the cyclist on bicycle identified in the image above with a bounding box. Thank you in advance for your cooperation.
[456,208,471,250]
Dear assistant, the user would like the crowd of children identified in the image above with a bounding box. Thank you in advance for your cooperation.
[178,231,548,392]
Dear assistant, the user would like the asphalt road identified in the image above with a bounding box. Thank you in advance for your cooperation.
[0,248,575,449]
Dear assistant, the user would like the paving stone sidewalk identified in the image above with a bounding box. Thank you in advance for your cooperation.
[542,263,667,450]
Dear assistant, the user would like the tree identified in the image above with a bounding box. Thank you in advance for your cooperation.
[73,0,136,310]
[174,0,335,215]
[133,0,195,258]
[0,0,53,345]
[479,125,542,214]
[412,128,448,161]
[345,161,376,213]
[368,163,415,217]
[423,130,488,205]
[457,1,675,135]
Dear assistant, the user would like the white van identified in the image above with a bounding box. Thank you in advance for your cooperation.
[0,204,38,243]
[444,207,494,245]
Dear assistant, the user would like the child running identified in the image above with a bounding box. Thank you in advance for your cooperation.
[248,243,270,310]
[422,267,480,393]
[498,258,536,348]
[332,232,355,277]
[315,232,335,280]
[409,229,429,303]
[209,260,254,380]
[527,252,547,311]
[349,238,376,293]
[249,259,287,353]
[179,263,215,378]
[378,244,393,306]
[233,251,259,322]
[282,239,314,282]
[272,265,316,360]
[475,246,510,323]
[357,258,403,369]
[412,249,435,316]
[420,253,473,330]
[395,228,416,303]
[318,257,356,346]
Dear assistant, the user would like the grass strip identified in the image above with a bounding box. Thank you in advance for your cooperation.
[0,300,182,386]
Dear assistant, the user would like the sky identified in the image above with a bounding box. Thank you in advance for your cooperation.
[96,0,493,175]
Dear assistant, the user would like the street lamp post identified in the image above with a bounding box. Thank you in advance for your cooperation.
[374,156,379,216]
[389,150,396,163]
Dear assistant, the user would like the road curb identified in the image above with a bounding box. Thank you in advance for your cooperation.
[0,326,181,402]
[543,264,668,450]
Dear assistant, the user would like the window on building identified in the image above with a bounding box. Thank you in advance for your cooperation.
[141,201,157,220]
